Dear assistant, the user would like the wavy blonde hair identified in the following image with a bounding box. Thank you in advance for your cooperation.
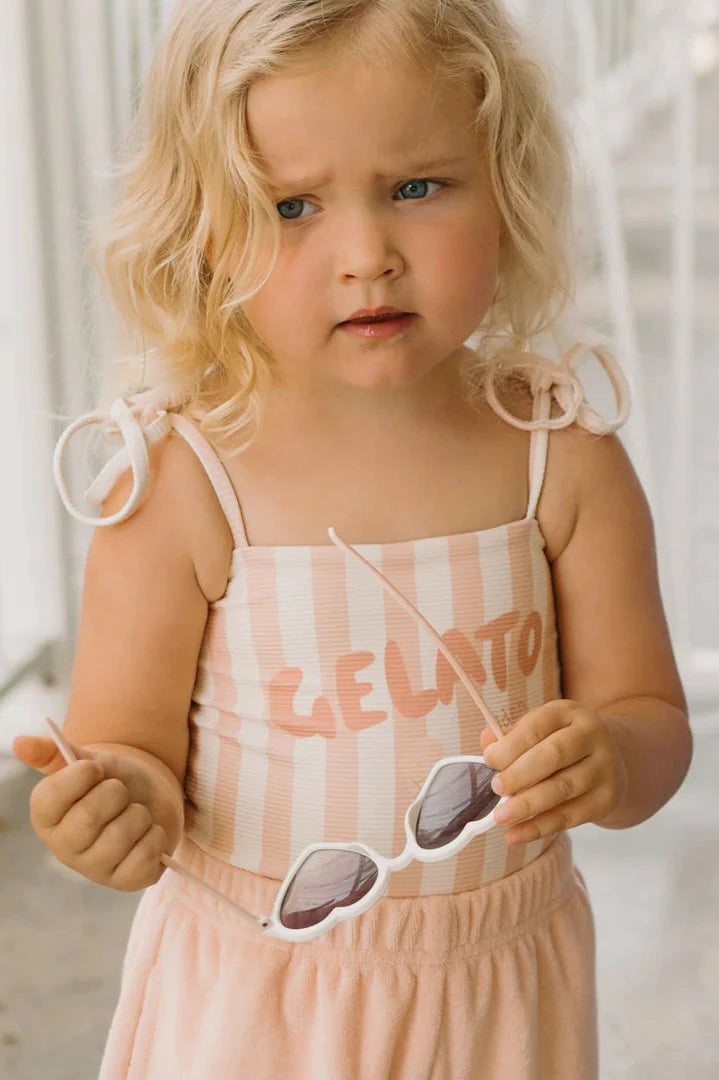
[91,0,630,454]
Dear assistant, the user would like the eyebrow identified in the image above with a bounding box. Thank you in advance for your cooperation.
[267,155,470,191]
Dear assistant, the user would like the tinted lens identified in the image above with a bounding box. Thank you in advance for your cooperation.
[415,761,500,850]
[279,849,379,930]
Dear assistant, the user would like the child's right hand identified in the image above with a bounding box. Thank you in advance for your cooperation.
[13,734,173,892]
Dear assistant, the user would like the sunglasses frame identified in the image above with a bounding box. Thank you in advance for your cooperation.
[45,717,509,943]
[259,753,509,943]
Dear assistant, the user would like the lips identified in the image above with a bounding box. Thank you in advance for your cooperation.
[338,312,418,338]
[341,306,411,324]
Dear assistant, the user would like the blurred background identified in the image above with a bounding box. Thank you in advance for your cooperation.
[0,1,717,1077]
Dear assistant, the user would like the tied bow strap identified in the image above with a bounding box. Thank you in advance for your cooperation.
[52,394,176,527]
[484,342,632,434]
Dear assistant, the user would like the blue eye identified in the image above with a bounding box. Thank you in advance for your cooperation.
[276,198,311,222]
[395,179,444,201]
[276,178,446,221]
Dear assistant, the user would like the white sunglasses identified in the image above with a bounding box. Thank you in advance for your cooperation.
[45,527,509,944]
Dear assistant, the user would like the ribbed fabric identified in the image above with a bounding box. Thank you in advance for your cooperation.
[98,831,598,1080]
[182,518,561,894]
[167,388,562,896]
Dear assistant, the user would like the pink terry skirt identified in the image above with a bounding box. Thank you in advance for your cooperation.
[99,830,598,1079]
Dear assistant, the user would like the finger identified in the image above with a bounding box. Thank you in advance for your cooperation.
[108,825,168,891]
[14,735,73,775]
[59,779,131,854]
[77,802,155,880]
[494,759,597,828]
[482,701,575,772]
[479,726,498,753]
[30,760,105,830]
[491,726,590,797]
[13,731,94,775]
[500,791,605,846]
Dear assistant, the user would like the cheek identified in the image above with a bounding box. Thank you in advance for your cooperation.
[426,210,499,274]
[242,260,316,346]
[428,220,500,308]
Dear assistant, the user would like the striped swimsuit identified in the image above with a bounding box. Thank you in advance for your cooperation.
[178,417,559,896]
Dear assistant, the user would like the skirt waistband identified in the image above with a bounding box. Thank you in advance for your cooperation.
[157,831,580,963]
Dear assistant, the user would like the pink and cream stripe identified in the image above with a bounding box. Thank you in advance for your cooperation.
[180,388,562,895]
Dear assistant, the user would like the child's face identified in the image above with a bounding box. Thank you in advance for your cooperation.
[240,50,501,400]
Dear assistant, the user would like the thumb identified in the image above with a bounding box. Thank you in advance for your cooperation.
[12,731,96,776]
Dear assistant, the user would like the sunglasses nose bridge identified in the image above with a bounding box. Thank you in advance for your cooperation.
[404,778,428,826]
[386,847,414,873]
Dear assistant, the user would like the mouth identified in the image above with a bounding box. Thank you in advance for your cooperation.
[342,313,412,325]
[338,312,418,338]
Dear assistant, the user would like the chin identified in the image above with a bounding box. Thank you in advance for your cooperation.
[343,358,436,391]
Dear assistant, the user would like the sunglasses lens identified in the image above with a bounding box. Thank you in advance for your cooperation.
[415,761,500,850]
[279,849,379,930]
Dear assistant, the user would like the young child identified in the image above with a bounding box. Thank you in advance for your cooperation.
[13,1,692,1077]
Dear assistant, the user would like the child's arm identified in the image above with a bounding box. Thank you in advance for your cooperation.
[480,426,692,842]
[15,432,221,884]
[66,430,215,781]
[550,429,691,829]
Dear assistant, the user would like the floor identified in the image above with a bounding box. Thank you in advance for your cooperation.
[1,708,718,1079]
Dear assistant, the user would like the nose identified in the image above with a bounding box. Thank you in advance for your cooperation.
[335,204,404,282]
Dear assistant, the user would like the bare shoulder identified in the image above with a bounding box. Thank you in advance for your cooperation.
[547,423,687,714]
[499,377,686,712]
[496,367,659,551]
[98,427,234,603]
[488,374,585,562]
[488,372,647,563]
[167,428,236,602]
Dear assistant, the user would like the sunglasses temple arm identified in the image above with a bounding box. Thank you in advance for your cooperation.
[328,529,505,739]
[43,717,264,929]
[159,854,263,927]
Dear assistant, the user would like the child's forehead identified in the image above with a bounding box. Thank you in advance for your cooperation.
[248,49,472,109]
[246,55,481,179]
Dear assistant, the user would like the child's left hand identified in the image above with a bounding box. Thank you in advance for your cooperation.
[479,699,629,845]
